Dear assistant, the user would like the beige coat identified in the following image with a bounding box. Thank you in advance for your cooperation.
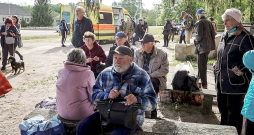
[134,47,169,89]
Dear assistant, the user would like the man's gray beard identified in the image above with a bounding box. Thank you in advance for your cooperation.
[113,63,130,74]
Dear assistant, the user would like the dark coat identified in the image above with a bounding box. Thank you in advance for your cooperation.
[71,16,94,48]
[135,23,143,36]
[214,24,254,94]
[162,22,173,35]
[119,21,124,31]
[59,20,68,31]
[80,42,106,73]
[194,17,215,54]
[105,41,134,67]
[0,25,20,48]
[132,20,136,29]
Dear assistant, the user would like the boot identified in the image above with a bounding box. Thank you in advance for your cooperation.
[151,109,157,119]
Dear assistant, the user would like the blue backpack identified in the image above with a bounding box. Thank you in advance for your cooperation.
[59,22,64,30]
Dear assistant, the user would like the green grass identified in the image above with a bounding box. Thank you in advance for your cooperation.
[149,26,163,35]
[22,35,61,40]
[208,59,215,65]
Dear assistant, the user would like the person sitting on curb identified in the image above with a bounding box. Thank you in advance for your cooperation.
[76,46,157,135]
[56,48,95,121]
[105,32,134,67]
[134,34,169,118]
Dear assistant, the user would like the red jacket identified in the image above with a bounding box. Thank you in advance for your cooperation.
[80,42,106,73]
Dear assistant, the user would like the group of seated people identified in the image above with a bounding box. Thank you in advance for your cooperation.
[56,31,169,135]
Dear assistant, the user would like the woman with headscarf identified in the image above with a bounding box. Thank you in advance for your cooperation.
[213,8,254,134]
[241,50,254,135]
[12,15,23,60]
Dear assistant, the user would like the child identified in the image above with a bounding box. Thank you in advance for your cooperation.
[241,50,254,135]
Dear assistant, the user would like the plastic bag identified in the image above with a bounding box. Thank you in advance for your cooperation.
[174,61,194,75]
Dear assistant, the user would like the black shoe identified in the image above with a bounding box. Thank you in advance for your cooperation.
[151,109,157,119]
[1,66,6,71]
[0,94,5,98]
[62,45,66,47]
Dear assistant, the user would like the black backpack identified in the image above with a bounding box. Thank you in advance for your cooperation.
[172,70,199,92]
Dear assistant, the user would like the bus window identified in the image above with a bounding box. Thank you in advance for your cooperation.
[62,12,71,23]
[99,12,112,24]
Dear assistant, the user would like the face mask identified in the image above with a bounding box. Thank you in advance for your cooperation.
[228,24,240,34]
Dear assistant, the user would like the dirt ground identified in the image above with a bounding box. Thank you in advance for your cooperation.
[0,36,222,135]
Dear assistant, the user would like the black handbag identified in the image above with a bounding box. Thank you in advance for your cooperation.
[96,75,141,129]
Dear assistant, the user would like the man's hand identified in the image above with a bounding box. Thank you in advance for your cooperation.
[213,61,217,67]
[108,89,122,99]
[87,58,93,63]
[93,56,100,61]
[124,94,137,106]
[232,66,244,76]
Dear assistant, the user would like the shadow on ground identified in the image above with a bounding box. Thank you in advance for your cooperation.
[159,102,220,125]
[43,46,74,54]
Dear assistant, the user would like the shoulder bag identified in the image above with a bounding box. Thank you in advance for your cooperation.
[96,74,141,129]
[5,25,15,45]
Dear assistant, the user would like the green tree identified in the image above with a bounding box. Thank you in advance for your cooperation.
[19,5,33,13]
[30,0,54,26]
[20,18,29,27]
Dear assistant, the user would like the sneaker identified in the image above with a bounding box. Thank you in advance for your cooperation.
[62,45,66,47]
[1,66,6,71]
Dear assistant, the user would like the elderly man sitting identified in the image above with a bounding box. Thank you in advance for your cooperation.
[76,46,157,135]
[134,34,169,118]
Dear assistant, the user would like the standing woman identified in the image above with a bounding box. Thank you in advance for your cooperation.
[162,19,173,47]
[0,17,20,71]
[12,15,23,60]
[80,31,106,78]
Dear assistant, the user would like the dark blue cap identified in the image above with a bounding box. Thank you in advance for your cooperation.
[196,9,206,14]
[115,32,126,38]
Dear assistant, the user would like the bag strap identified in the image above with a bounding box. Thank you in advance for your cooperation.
[117,73,135,96]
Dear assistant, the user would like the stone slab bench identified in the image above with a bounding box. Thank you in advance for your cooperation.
[160,85,217,114]
[24,108,237,135]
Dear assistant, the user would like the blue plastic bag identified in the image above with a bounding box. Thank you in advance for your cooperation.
[19,115,66,135]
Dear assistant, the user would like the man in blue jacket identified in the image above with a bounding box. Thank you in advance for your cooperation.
[59,18,69,47]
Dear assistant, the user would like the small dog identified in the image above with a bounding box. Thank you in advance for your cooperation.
[7,56,25,75]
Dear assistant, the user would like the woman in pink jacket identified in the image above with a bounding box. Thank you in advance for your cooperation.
[56,48,95,120]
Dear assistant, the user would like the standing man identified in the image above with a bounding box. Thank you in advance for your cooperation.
[133,19,143,45]
[181,11,194,44]
[142,17,149,34]
[194,9,215,89]
[59,18,69,47]
[71,6,94,48]
[119,19,125,31]
[131,17,136,30]
[134,34,169,118]
[123,17,133,43]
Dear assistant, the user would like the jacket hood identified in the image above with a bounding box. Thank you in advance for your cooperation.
[64,61,91,72]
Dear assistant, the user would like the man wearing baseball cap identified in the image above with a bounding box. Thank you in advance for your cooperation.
[194,9,215,90]
[181,11,194,44]
[77,45,157,135]
[105,31,134,67]
[134,34,169,118]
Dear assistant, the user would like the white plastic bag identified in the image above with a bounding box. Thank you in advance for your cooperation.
[174,61,195,75]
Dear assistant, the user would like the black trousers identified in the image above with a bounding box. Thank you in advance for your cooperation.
[179,35,186,44]
[197,52,209,86]
[245,118,254,135]
[2,43,15,67]
[163,34,169,47]
[61,30,67,45]
[217,85,245,135]
[151,78,160,95]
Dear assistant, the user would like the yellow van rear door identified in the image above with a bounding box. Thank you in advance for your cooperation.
[60,5,73,35]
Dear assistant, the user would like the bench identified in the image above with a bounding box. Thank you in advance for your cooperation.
[24,108,237,135]
[159,85,217,114]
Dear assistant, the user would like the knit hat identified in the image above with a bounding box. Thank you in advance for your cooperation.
[243,50,254,74]
[224,8,242,23]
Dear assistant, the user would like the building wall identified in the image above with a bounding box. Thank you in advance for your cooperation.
[0,15,31,25]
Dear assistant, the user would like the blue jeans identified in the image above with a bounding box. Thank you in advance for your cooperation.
[77,112,140,135]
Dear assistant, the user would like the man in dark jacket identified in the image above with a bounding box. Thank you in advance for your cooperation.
[133,19,143,45]
[59,18,69,47]
[194,9,215,89]
[214,8,254,135]
[131,17,136,30]
[71,6,94,48]
[119,19,124,31]
[105,32,134,67]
